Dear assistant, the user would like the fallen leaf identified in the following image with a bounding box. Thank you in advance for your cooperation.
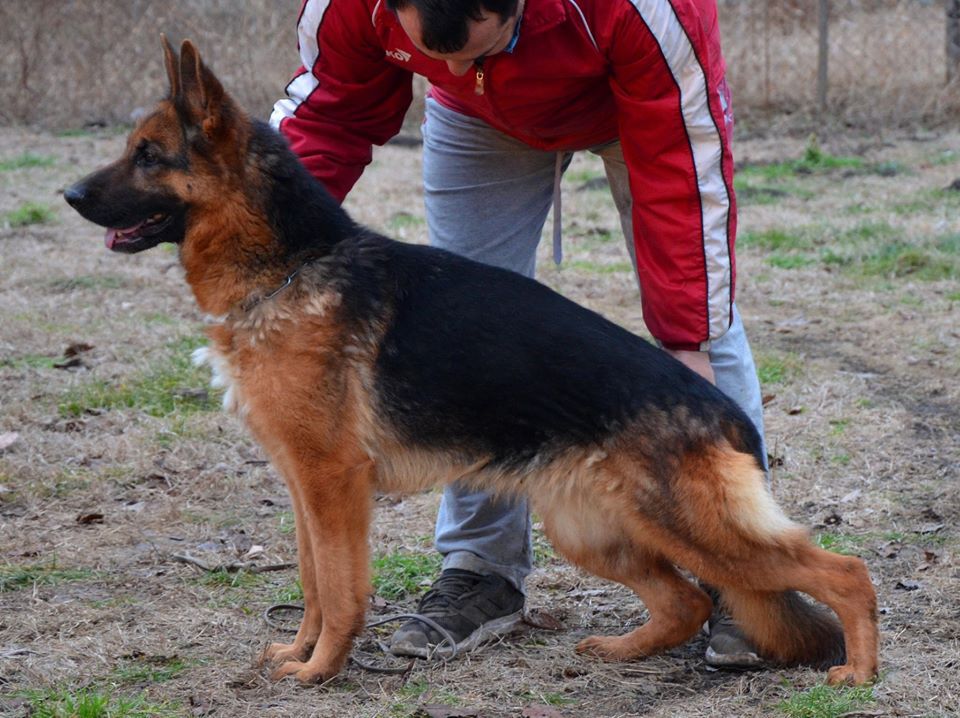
[244,545,264,559]
[63,342,94,357]
[524,608,564,631]
[369,595,388,610]
[761,393,776,405]
[76,512,105,525]
[895,579,920,591]
[787,406,804,415]
[0,432,20,452]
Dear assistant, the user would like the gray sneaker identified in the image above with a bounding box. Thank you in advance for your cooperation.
[389,569,524,659]
[705,614,765,669]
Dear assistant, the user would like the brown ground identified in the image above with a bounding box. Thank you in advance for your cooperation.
[0,123,958,717]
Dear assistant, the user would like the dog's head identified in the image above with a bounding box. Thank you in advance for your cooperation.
[64,37,245,254]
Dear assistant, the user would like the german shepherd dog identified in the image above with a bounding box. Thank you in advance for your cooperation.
[64,39,878,686]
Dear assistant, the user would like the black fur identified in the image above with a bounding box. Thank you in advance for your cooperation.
[252,122,765,472]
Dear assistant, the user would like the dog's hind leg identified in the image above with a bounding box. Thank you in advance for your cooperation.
[575,556,712,660]
[540,504,712,661]
[712,542,878,686]
[665,445,878,684]
[269,455,375,684]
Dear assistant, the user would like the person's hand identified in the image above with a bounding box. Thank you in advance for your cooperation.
[665,348,716,385]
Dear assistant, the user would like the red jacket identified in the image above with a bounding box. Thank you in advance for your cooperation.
[271,0,737,351]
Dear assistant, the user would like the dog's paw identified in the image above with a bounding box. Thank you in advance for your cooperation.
[575,634,639,661]
[260,641,311,667]
[269,659,337,684]
[826,663,876,686]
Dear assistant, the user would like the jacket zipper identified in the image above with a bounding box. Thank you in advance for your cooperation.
[474,58,485,96]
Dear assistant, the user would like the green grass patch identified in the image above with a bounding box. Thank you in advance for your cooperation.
[0,354,58,370]
[277,510,296,535]
[767,254,816,270]
[274,578,304,603]
[387,212,425,231]
[828,419,850,436]
[890,187,960,216]
[0,152,56,171]
[568,260,633,274]
[756,352,801,386]
[0,562,95,592]
[854,241,959,281]
[371,550,442,601]
[777,684,875,718]
[566,168,606,184]
[740,228,814,252]
[817,529,951,556]
[195,569,266,590]
[738,145,865,183]
[815,533,864,556]
[59,336,219,418]
[931,149,959,166]
[4,201,56,227]
[110,655,191,685]
[20,687,180,718]
[835,221,897,244]
[733,178,792,205]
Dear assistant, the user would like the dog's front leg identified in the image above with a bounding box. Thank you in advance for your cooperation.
[261,470,323,666]
[269,456,374,684]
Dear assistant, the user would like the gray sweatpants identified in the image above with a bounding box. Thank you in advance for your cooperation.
[421,97,766,593]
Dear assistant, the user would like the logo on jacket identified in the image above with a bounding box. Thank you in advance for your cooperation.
[385,48,412,62]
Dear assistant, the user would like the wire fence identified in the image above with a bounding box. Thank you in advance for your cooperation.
[719,0,960,126]
[1,0,958,130]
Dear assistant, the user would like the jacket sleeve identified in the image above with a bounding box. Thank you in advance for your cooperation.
[270,0,413,203]
[606,1,737,351]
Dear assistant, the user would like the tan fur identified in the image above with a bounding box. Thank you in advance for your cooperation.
[76,40,879,687]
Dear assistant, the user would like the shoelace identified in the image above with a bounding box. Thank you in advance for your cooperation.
[418,572,486,613]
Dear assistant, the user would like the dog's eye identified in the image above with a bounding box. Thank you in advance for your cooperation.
[136,147,161,168]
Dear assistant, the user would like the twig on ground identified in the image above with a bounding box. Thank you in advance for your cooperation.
[170,553,296,574]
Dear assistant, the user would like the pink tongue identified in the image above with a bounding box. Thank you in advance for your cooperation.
[104,222,145,249]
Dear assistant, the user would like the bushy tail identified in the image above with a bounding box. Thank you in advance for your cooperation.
[720,588,846,669]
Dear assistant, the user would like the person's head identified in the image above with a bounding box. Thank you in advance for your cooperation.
[386,0,522,76]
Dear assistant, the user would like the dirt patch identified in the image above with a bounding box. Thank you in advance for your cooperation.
[0,125,958,717]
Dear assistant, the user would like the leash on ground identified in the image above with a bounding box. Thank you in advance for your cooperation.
[263,603,459,674]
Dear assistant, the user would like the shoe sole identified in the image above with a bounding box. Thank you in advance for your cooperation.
[389,610,524,659]
[704,645,765,669]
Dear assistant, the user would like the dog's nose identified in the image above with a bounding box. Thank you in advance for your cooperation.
[63,183,87,208]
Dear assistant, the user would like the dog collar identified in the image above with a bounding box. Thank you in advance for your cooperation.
[263,266,302,301]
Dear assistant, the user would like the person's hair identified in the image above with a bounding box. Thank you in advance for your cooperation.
[386,0,520,54]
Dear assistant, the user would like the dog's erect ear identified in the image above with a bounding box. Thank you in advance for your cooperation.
[161,34,179,100]
[176,39,229,138]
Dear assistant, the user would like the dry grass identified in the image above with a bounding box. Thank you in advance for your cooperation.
[1,115,959,716]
